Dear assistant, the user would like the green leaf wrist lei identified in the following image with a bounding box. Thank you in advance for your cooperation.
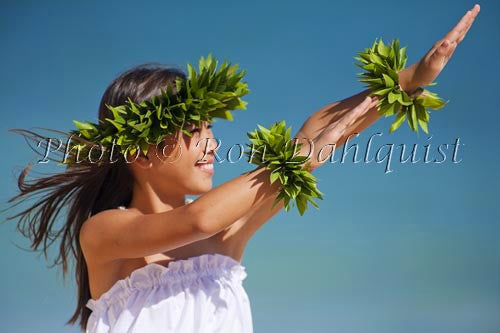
[244,120,323,216]
[67,54,249,166]
[355,38,448,134]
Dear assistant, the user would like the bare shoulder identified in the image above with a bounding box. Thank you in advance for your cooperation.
[78,202,206,262]
[79,207,140,258]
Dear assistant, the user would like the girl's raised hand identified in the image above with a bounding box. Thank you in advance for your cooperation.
[299,96,378,171]
[403,4,480,91]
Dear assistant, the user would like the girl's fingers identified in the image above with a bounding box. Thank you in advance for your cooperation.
[312,96,375,167]
[458,6,480,43]
[430,39,455,65]
[457,23,472,44]
[340,96,372,130]
[445,9,473,43]
[445,4,480,43]
[446,41,458,58]
[367,96,379,109]
[436,5,479,61]
[371,96,380,108]
[323,96,372,141]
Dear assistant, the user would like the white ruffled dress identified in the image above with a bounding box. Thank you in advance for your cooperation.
[85,199,253,333]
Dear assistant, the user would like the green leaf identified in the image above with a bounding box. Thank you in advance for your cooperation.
[270,171,279,184]
[389,110,406,133]
[409,104,418,132]
[73,120,96,131]
[416,90,448,110]
[382,73,394,88]
[377,39,389,57]
[383,101,400,117]
[415,103,429,134]
[296,194,307,216]
[388,91,400,104]
[418,119,429,134]
[373,87,394,96]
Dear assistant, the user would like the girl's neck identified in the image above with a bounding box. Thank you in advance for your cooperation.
[127,182,187,214]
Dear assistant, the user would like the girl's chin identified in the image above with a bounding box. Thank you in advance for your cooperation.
[189,183,213,195]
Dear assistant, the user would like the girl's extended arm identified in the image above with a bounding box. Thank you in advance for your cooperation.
[221,4,481,257]
[297,4,480,146]
[80,97,374,263]
[80,165,283,262]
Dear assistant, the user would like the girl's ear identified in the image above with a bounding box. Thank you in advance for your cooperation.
[128,150,153,169]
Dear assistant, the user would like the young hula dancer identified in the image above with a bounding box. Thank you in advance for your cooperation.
[3,5,479,333]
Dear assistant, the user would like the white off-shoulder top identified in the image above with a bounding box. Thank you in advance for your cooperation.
[85,199,253,332]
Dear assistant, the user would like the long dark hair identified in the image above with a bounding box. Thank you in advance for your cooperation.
[2,63,187,331]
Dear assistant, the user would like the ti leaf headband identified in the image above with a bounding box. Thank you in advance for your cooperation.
[67,54,249,165]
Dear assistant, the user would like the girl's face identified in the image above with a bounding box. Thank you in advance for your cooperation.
[140,121,218,197]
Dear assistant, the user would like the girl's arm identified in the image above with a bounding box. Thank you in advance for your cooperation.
[80,165,283,262]
[221,4,480,256]
[220,97,377,259]
[80,97,374,263]
[293,88,381,147]
[297,4,480,145]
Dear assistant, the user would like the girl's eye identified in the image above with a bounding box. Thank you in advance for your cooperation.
[189,124,213,134]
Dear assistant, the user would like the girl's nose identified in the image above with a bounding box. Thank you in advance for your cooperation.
[197,123,218,154]
[205,132,219,154]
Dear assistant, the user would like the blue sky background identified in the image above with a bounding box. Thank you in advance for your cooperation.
[1,0,499,332]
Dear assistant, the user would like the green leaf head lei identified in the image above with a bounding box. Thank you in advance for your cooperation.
[66,54,249,166]
[355,38,448,134]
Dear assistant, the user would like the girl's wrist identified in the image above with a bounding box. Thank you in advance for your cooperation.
[296,138,317,172]
[398,62,419,94]
[245,121,323,215]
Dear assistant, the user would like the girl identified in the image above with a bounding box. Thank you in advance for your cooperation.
[4,5,479,332]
